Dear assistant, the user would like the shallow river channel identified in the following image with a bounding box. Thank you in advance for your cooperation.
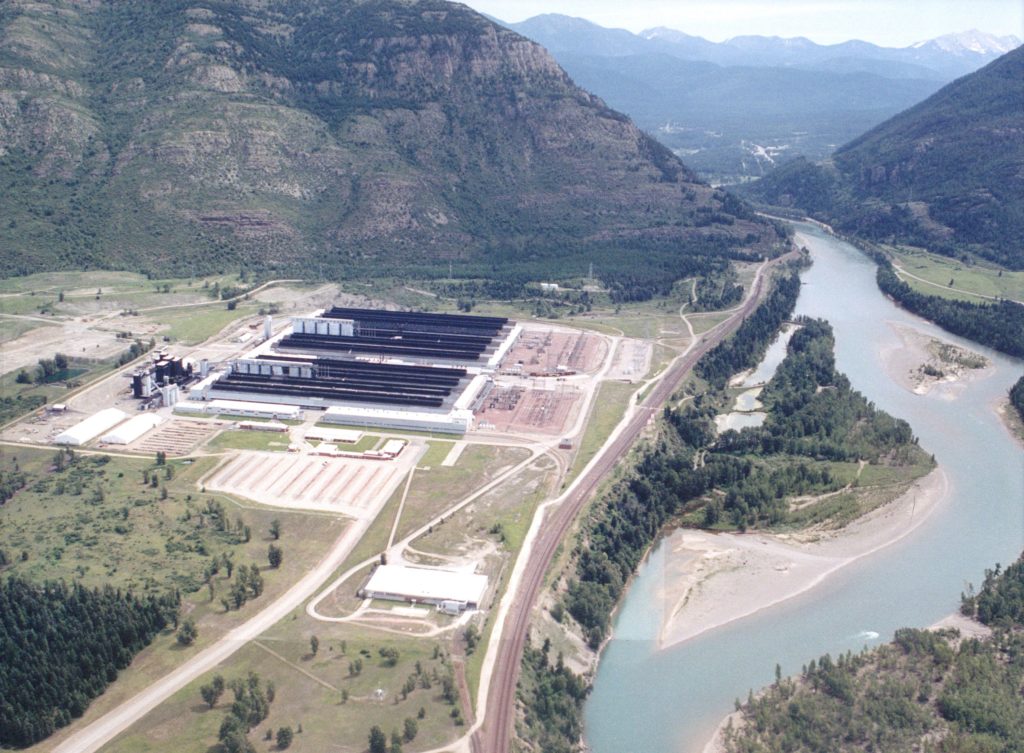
[583,222,1024,753]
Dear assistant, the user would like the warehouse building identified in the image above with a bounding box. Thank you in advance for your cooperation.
[175,399,303,421]
[359,565,488,611]
[322,405,473,435]
[277,307,517,367]
[54,408,128,446]
[100,413,165,445]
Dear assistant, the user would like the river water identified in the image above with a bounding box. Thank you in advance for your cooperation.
[584,222,1024,753]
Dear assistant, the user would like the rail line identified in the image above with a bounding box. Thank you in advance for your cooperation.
[472,251,796,753]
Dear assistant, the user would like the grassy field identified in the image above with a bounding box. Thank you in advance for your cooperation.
[392,445,531,544]
[9,447,354,753]
[888,245,1024,303]
[417,440,455,469]
[206,430,292,452]
[565,380,637,484]
[156,302,264,344]
[103,617,467,753]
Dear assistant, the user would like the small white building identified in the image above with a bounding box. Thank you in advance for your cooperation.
[100,414,165,444]
[54,408,128,446]
[360,565,488,610]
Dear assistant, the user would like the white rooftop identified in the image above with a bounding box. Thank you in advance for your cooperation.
[304,427,364,444]
[208,399,302,416]
[100,413,164,444]
[364,565,487,606]
[54,408,128,446]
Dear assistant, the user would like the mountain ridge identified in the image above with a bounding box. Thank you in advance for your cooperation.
[740,45,1024,269]
[0,0,780,288]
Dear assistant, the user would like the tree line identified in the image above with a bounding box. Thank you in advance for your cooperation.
[695,271,802,388]
[722,552,1024,753]
[874,256,1024,358]
[561,316,926,649]
[1010,375,1024,424]
[0,577,178,747]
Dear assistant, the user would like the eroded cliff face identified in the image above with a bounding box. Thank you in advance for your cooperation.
[0,0,777,277]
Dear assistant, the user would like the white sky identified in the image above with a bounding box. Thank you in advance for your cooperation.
[459,0,1024,47]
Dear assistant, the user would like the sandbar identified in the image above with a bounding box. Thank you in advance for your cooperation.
[658,466,949,650]
[879,321,991,399]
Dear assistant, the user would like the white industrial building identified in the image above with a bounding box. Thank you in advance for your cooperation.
[54,408,128,446]
[304,427,364,444]
[176,399,303,421]
[322,405,473,435]
[100,413,165,444]
[360,565,488,611]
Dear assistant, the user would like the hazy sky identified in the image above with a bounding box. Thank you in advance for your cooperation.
[460,0,1024,47]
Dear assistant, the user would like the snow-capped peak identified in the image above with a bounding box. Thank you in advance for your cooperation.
[911,29,1022,56]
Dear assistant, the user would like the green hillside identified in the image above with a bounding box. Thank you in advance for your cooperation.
[0,0,782,294]
[741,46,1024,269]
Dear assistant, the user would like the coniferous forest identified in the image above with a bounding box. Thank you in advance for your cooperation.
[1010,376,1024,424]
[875,258,1024,358]
[560,277,927,649]
[0,578,178,747]
[721,553,1024,753]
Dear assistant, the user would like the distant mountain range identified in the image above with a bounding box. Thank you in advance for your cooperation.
[500,15,1021,183]
[740,46,1024,269]
[0,0,779,285]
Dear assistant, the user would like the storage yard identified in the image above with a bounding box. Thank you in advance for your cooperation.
[202,446,419,516]
[500,329,605,376]
[475,384,581,435]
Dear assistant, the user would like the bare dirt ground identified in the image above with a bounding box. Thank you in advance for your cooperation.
[880,322,992,398]
[657,467,950,649]
[0,318,128,375]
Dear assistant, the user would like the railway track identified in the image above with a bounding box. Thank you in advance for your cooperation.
[473,252,795,753]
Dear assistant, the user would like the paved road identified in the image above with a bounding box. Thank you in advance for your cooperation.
[471,252,795,753]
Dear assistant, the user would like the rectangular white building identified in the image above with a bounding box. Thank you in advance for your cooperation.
[360,565,488,609]
[322,405,472,435]
[100,413,165,444]
[54,408,128,446]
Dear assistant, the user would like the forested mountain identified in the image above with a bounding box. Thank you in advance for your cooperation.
[503,16,1018,182]
[742,46,1024,269]
[0,0,780,284]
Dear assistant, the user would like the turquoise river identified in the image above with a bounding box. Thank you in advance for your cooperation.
[583,222,1024,753]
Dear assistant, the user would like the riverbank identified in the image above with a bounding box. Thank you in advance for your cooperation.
[658,466,949,650]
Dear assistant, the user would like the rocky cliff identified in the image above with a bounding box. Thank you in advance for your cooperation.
[0,0,781,285]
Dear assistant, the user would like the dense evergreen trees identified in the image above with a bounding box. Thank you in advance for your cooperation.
[0,577,177,747]
[1010,376,1024,424]
[562,314,924,646]
[723,553,1024,753]
[875,258,1024,357]
[516,638,589,753]
[696,272,802,387]
[962,559,1024,628]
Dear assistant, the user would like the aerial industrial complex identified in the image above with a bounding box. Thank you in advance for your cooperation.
[184,307,521,434]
